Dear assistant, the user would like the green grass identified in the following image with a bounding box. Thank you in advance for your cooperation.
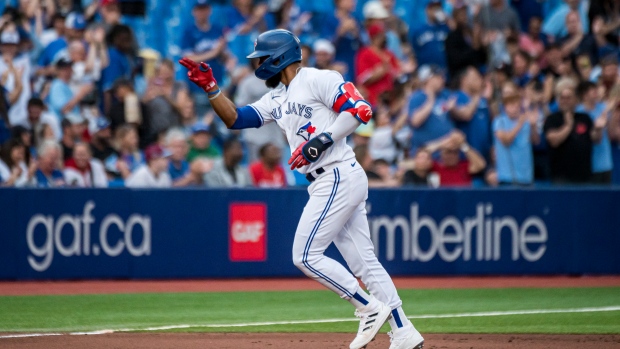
[1,287,619,334]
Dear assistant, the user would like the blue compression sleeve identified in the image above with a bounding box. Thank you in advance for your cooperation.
[230,106,263,129]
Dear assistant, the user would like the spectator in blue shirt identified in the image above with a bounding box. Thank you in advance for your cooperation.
[410,0,449,69]
[452,67,491,161]
[408,64,456,153]
[47,59,94,121]
[101,24,133,114]
[37,12,86,74]
[493,94,540,185]
[317,0,362,81]
[34,140,66,187]
[222,0,269,65]
[181,0,229,116]
[576,81,614,183]
[542,0,589,39]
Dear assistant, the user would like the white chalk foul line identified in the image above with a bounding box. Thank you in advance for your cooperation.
[2,305,619,339]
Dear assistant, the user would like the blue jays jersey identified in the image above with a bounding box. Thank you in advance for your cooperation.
[248,68,356,174]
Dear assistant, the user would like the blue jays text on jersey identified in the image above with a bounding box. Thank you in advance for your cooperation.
[271,101,314,120]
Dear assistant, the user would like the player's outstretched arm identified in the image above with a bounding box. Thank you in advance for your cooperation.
[179,58,238,128]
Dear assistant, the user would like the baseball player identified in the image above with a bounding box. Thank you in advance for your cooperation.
[179,29,424,349]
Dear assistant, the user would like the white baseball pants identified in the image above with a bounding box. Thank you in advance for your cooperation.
[292,162,402,309]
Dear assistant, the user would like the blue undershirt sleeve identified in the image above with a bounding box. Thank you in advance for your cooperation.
[230,105,264,129]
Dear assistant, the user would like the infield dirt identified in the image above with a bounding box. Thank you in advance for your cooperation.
[1,333,620,349]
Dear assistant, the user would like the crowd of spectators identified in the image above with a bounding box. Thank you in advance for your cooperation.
[1,0,620,189]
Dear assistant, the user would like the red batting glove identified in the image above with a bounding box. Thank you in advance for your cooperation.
[288,141,310,170]
[178,57,217,92]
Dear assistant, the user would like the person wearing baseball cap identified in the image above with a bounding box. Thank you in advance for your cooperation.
[99,0,122,29]
[187,122,221,161]
[125,144,173,187]
[0,30,27,126]
[363,1,389,21]
[355,22,400,107]
[38,12,86,68]
[89,118,115,161]
[408,64,459,154]
[312,39,335,69]
[47,58,84,120]
[410,0,449,68]
[362,1,408,63]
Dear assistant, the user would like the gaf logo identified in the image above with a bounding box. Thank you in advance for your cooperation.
[229,203,267,262]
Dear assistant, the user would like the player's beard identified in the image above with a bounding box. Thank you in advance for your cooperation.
[265,71,282,89]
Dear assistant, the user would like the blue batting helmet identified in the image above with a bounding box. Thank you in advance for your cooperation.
[246,29,302,80]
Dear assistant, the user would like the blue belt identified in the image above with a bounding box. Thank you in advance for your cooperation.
[305,167,325,182]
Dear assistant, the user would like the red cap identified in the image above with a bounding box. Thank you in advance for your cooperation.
[100,0,118,7]
[145,144,171,162]
[367,23,385,39]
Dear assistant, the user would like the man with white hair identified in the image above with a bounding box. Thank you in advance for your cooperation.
[64,142,108,187]
[544,77,605,183]
[34,140,66,187]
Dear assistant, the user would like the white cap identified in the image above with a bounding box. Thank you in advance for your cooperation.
[0,31,19,45]
[363,1,389,20]
[65,112,86,125]
[313,39,335,55]
[417,64,444,82]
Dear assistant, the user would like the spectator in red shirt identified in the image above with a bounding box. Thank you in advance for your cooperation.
[249,143,287,188]
[426,131,487,187]
[355,22,399,107]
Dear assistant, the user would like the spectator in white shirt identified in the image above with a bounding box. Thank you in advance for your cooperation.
[69,25,108,94]
[0,138,33,186]
[38,13,67,48]
[26,98,61,145]
[125,144,172,188]
[0,29,31,127]
[64,142,108,187]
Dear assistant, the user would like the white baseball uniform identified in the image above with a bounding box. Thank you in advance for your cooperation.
[242,67,403,310]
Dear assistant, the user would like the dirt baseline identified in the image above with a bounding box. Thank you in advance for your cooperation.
[2,333,620,349]
[2,276,620,296]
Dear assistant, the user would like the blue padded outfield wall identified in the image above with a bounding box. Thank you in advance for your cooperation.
[1,188,619,280]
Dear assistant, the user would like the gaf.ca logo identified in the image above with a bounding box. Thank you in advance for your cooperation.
[26,201,151,272]
[229,203,267,262]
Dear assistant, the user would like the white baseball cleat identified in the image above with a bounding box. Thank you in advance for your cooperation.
[349,298,392,349]
[388,322,424,349]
